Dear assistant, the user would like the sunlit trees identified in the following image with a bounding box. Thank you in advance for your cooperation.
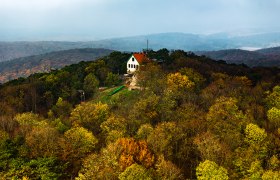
[244,123,267,145]
[196,160,229,180]
[76,138,154,179]
[206,96,247,149]
[70,102,109,133]
[267,107,280,128]
[62,127,98,160]
[119,164,153,180]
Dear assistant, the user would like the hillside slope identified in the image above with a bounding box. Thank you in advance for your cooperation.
[0,48,113,83]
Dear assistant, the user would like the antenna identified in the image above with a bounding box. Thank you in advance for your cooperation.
[147,39,149,52]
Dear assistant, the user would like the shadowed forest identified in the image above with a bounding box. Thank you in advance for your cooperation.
[0,49,279,179]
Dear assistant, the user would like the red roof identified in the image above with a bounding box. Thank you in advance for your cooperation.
[133,53,149,64]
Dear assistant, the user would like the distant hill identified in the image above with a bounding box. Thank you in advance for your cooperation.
[0,48,113,83]
[2,32,280,62]
[195,46,280,67]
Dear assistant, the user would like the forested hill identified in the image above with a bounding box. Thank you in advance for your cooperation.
[0,49,279,179]
[195,46,280,67]
[0,48,113,83]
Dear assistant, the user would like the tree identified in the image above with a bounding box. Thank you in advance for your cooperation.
[147,122,184,160]
[118,164,153,180]
[25,126,61,158]
[167,72,194,92]
[196,160,229,180]
[194,131,229,165]
[100,115,127,144]
[116,138,154,170]
[129,92,160,125]
[179,67,205,91]
[262,170,280,180]
[206,96,247,149]
[244,123,267,145]
[266,85,280,109]
[49,97,72,121]
[155,155,184,180]
[70,102,109,133]
[83,73,99,98]
[135,124,153,140]
[267,107,280,129]
[62,127,98,161]
[105,72,120,87]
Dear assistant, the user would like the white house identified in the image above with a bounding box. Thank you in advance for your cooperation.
[127,53,147,74]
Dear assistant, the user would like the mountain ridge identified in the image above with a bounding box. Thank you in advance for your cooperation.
[195,46,280,67]
[2,32,280,62]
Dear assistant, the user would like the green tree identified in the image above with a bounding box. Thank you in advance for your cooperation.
[136,124,153,140]
[100,115,127,144]
[118,164,153,180]
[267,107,280,129]
[179,67,205,91]
[105,72,120,87]
[266,85,280,109]
[70,102,109,133]
[262,170,280,180]
[206,96,247,149]
[196,160,229,180]
[62,127,98,161]
[83,73,99,98]
[244,123,267,145]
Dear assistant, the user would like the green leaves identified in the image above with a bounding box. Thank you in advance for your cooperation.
[70,102,109,133]
[119,164,153,180]
[244,123,267,145]
[196,160,229,180]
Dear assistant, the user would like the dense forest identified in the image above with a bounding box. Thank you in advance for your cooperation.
[0,49,279,179]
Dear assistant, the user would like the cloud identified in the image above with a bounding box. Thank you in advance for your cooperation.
[0,0,280,40]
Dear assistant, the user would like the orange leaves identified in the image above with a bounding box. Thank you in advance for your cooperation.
[116,138,155,170]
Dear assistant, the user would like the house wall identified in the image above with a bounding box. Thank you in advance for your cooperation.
[127,55,140,74]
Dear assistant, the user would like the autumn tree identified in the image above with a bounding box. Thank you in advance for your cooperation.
[147,122,184,161]
[196,160,229,180]
[70,101,109,133]
[100,115,127,144]
[206,96,247,149]
[118,164,154,180]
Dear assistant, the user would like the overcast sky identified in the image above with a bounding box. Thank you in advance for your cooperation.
[1,0,280,41]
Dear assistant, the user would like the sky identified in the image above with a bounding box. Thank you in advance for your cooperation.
[1,0,280,41]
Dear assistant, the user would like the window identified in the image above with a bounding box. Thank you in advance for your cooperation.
[136,65,139,69]
[132,57,135,61]
[134,64,136,68]
[128,64,130,68]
